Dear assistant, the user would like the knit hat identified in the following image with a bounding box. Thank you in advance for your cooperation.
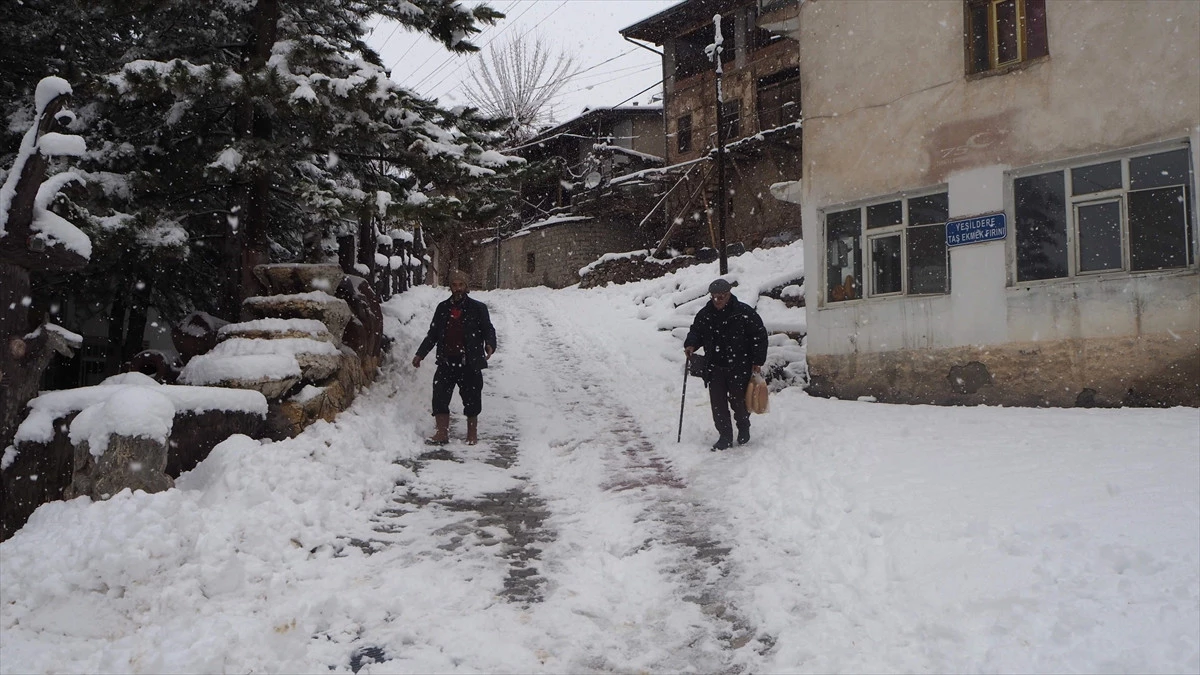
[708,278,732,294]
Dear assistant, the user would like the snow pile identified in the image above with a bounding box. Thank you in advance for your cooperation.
[178,341,310,387]
[70,387,176,457]
[218,318,331,339]
[7,373,267,468]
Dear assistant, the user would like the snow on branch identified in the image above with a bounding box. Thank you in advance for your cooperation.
[0,76,91,260]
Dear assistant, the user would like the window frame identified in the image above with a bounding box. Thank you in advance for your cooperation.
[720,99,741,140]
[677,113,693,154]
[673,16,737,82]
[965,0,1048,77]
[822,189,951,305]
[1008,140,1197,286]
[756,67,801,132]
[749,5,785,52]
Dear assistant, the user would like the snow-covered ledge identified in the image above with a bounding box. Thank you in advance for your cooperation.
[1,373,267,541]
[769,179,802,205]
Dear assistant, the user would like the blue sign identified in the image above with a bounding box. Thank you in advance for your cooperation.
[946,212,1006,247]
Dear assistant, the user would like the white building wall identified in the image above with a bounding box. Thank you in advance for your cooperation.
[790,0,1199,405]
[947,165,1007,348]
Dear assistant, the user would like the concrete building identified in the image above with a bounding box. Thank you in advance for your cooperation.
[771,0,1199,406]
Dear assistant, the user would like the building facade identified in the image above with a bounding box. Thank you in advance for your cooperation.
[775,0,1199,406]
[622,0,804,252]
[465,106,667,289]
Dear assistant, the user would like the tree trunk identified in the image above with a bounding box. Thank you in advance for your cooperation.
[0,263,32,453]
[0,263,30,342]
[122,280,152,364]
[393,237,409,293]
[357,216,376,283]
[0,89,84,455]
[105,292,126,376]
[337,234,355,274]
[377,239,392,299]
[225,0,280,319]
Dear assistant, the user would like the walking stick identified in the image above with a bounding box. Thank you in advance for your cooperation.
[677,354,689,443]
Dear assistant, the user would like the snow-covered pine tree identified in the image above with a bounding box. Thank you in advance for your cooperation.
[104,0,520,314]
[3,0,520,370]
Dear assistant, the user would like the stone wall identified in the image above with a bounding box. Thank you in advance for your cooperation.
[808,331,1200,408]
[471,219,653,290]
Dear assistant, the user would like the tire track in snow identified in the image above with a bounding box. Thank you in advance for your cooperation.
[379,416,555,607]
[499,296,774,670]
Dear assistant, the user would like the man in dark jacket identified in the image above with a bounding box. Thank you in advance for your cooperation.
[412,271,497,445]
[684,278,769,451]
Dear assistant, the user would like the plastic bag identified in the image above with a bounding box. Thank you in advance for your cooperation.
[745,373,769,414]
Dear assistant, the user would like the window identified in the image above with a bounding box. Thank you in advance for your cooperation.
[757,68,801,131]
[750,6,784,52]
[674,16,737,81]
[1013,145,1195,282]
[825,192,950,303]
[677,114,693,154]
[965,0,1048,75]
[526,252,536,274]
[720,99,741,140]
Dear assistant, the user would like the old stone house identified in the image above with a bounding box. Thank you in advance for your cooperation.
[769,0,1199,407]
[467,105,667,289]
[621,0,804,253]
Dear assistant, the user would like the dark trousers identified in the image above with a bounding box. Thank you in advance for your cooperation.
[432,360,483,417]
[708,365,751,441]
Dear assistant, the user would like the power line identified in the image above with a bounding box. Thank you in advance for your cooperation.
[422,0,569,97]
[564,61,649,83]
[374,19,405,57]
[610,78,664,108]
[390,0,520,74]
[411,0,541,93]
[560,64,658,96]
[522,48,637,95]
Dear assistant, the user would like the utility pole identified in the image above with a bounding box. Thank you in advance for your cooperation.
[707,14,728,274]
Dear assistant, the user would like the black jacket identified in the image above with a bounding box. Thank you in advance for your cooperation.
[684,294,769,375]
[416,295,497,370]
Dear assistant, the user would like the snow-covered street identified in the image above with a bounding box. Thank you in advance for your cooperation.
[2,246,1198,673]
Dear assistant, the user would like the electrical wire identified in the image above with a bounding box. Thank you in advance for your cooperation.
[411,0,542,92]
[522,48,638,95]
[390,0,520,74]
[422,0,569,97]
[559,64,658,96]
[610,78,665,108]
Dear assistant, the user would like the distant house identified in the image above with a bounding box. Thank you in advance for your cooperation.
[768,0,1199,407]
[468,105,667,289]
[621,0,803,253]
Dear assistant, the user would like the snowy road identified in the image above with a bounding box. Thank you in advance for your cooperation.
[482,294,767,670]
[350,290,774,673]
[2,245,1197,674]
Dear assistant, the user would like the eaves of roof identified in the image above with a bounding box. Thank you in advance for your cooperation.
[506,106,663,155]
[536,106,662,140]
[621,0,749,44]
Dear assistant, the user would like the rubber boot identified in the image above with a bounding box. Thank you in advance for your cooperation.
[427,414,450,445]
[466,417,479,445]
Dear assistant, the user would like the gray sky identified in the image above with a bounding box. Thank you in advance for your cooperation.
[369,0,678,123]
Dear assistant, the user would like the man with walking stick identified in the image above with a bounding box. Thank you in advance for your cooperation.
[683,279,768,451]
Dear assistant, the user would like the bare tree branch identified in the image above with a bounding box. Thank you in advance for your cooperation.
[461,33,580,144]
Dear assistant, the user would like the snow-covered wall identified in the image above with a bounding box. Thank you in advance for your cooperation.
[470,217,650,290]
[790,0,1200,406]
